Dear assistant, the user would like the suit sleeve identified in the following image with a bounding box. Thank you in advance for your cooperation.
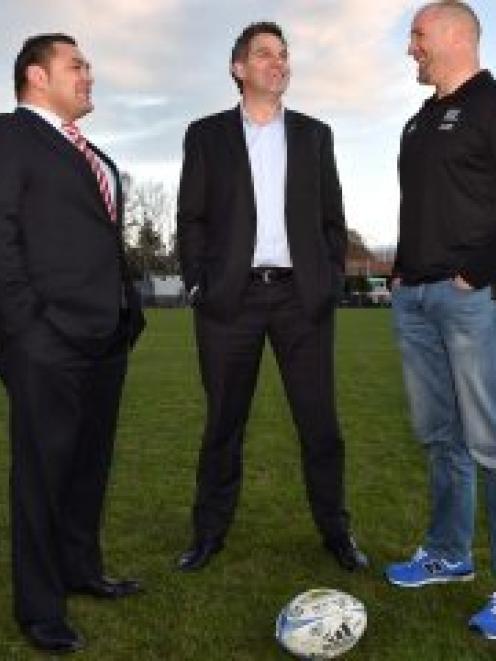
[0,120,43,337]
[320,126,347,271]
[177,122,207,293]
[114,175,146,347]
[458,99,496,288]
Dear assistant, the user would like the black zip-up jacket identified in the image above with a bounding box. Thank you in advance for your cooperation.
[394,70,496,288]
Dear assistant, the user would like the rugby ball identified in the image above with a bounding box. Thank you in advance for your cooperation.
[275,588,367,659]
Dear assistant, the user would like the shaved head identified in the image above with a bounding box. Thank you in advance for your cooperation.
[416,2,481,42]
[409,1,481,96]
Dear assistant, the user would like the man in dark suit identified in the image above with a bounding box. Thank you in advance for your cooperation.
[176,22,367,573]
[0,34,145,653]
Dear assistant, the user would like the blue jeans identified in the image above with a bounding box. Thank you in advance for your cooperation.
[392,280,496,569]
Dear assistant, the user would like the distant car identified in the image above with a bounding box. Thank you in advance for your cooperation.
[366,277,392,306]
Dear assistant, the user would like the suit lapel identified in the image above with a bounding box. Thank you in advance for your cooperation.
[224,106,256,216]
[224,105,248,159]
[88,139,123,224]
[284,109,306,208]
[16,108,118,226]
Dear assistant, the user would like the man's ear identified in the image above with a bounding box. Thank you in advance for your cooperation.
[25,63,49,91]
[231,60,245,81]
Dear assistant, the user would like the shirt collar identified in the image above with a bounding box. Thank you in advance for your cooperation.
[241,103,285,128]
[427,69,490,107]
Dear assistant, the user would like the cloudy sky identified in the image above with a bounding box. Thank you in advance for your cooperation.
[1,0,494,246]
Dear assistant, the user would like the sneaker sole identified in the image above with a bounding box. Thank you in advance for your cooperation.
[387,572,475,587]
[469,625,496,640]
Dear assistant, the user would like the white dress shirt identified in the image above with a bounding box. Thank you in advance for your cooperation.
[242,106,291,268]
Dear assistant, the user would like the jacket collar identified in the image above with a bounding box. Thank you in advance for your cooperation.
[15,107,121,226]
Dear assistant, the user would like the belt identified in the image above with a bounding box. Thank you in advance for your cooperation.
[250,267,293,284]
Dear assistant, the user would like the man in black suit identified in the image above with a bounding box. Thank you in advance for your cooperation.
[177,22,367,573]
[0,34,145,653]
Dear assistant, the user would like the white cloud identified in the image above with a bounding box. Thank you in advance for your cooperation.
[283,0,419,115]
[106,94,170,109]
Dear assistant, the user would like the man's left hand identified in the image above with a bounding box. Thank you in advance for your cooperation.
[453,274,474,291]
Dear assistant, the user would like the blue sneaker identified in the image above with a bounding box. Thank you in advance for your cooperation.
[385,547,475,587]
[469,594,496,639]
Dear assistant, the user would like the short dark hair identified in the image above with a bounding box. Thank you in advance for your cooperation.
[230,22,287,93]
[14,33,76,100]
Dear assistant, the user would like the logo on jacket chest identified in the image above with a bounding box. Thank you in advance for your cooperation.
[438,107,461,131]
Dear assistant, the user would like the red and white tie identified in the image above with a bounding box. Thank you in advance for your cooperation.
[63,122,117,223]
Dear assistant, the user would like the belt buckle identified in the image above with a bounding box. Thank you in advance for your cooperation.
[263,269,271,284]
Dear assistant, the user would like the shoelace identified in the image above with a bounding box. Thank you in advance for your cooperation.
[410,547,429,563]
[489,593,496,614]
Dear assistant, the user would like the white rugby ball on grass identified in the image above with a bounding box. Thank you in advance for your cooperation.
[275,588,367,659]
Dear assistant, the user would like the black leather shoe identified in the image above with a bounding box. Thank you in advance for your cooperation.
[21,620,85,653]
[71,576,142,599]
[176,539,224,571]
[324,534,369,571]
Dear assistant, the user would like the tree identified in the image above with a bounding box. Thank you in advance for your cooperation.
[161,231,180,275]
[123,179,177,279]
[347,229,372,260]
[344,274,371,294]
[137,218,162,281]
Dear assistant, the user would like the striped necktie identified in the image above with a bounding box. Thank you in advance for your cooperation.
[62,122,117,223]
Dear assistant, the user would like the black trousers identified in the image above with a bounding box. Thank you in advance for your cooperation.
[192,276,349,543]
[1,316,128,624]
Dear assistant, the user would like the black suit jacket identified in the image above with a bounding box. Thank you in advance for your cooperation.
[0,107,144,347]
[177,105,347,321]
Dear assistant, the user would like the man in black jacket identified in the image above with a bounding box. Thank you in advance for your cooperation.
[176,22,367,574]
[0,34,145,652]
[384,2,496,640]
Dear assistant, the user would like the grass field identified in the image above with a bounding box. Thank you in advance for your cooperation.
[0,308,494,660]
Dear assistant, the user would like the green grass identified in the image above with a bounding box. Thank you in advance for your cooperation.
[0,308,494,659]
